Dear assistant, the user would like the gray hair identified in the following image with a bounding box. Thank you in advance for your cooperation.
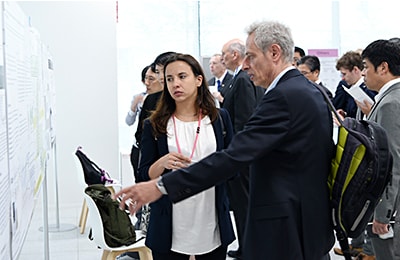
[246,21,294,64]
[211,53,222,58]
[228,40,246,58]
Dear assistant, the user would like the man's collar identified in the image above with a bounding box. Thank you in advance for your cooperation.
[233,65,243,77]
[218,70,228,81]
[352,77,364,88]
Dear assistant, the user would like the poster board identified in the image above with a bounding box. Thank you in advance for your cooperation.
[0,2,53,259]
[0,3,11,258]
[308,49,341,94]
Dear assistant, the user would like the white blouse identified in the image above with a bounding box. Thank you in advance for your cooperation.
[166,115,221,255]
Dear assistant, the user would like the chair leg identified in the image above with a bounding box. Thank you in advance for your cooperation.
[102,248,152,260]
[78,199,86,227]
[101,250,110,260]
[106,251,120,260]
[79,200,88,234]
[101,249,110,260]
[138,247,153,260]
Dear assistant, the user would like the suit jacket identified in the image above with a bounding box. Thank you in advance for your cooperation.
[222,69,264,133]
[138,109,235,253]
[332,80,377,118]
[162,69,335,260]
[367,82,400,225]
[207,71,233,95]
[135,91,163,149]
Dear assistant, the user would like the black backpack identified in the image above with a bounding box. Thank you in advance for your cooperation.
[330,118,392,258]
[329,118,393,233]
[85,184,137,247]
[316,84,393,260]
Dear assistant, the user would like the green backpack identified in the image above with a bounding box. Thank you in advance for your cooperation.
[85,184,136,247]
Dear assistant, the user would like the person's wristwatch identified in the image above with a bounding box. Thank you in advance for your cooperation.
[156,176,168,195]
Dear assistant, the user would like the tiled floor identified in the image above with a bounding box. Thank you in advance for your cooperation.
[19,196,344,260]
[19,201,103,260]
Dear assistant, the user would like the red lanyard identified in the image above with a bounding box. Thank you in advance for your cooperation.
[172,110,202,160]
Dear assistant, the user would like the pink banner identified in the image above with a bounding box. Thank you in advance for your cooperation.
[308,49,338,57]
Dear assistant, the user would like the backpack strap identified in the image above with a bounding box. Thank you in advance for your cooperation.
[313,82,344,126]
[336,229,353,260]
[313,84,353,260]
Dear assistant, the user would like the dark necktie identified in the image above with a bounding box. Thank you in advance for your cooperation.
[217,79,221,92]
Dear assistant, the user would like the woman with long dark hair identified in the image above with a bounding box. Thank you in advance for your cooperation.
[138,53,235,260]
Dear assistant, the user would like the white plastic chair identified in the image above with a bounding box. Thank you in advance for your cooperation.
[84,193,152,260]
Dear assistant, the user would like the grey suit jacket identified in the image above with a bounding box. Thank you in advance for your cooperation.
[367,82,400,224]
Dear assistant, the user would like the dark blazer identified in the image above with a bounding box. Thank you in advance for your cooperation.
[162,69,335,260]
[222,69,264,133]
[138,109,235,253]
[332,80,377,118]
[135,91,163,149]
[207,71,233,95]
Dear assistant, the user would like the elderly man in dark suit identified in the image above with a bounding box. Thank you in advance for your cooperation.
[220,38,264,133]
[217,38,264,259]
[115,20,335,260]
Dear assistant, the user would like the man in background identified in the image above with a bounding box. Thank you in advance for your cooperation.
[362,39,400,260]
[126,64,158,180]
[207,53,233,106]
[134,51,176,156]
[293,46,305,66]
[387,37,400,260]
[296,55,333,100]
[333,51,377,119]
[220,38,264,259]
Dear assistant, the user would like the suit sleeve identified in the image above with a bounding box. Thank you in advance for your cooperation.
[374,101,400,223]
[125,93,140,126]
[232,76,258,132]
[332,84,347,109]
[163,90,291,202]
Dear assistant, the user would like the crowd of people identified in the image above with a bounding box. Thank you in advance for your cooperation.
[120,20,400,260]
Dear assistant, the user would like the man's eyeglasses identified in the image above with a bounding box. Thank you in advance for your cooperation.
[300,71,312,75]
